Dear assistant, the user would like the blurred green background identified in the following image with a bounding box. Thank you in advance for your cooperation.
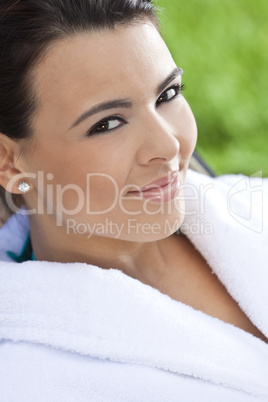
[156,0,268,176]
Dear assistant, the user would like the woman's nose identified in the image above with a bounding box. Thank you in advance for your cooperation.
[136,110,180,166]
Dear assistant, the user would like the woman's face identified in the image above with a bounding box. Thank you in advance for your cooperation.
[19,21,197,241]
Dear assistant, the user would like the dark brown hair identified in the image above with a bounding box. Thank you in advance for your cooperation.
[0,0,159,222]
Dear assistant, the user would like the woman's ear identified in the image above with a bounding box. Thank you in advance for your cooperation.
[0,134,32,194]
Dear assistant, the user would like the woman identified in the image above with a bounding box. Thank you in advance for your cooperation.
[0,1,267,400]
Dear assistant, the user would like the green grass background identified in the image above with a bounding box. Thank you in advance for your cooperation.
[156,0,268,176]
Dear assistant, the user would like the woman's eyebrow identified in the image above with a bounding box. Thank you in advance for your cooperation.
[157,67,183,96]
[69,99,132,129]
[69,67,183,130]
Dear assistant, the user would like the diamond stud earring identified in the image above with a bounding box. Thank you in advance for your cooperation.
[18,182,30,193]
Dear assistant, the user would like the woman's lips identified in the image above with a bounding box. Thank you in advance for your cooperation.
[126,171,181,203]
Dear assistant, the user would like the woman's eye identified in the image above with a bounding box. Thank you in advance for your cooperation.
[87,116,126,136]
[156,84,184,106]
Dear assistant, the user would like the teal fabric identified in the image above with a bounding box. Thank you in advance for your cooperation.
[7,236,35,262]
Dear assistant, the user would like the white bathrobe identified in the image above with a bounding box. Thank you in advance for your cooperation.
[0,170,268,401]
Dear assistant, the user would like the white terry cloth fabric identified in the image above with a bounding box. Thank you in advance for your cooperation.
[0,170,268,402]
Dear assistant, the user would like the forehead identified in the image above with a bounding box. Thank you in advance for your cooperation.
[32,22,176,130]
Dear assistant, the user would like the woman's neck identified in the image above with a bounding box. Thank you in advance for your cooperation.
[28,214,169,284]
